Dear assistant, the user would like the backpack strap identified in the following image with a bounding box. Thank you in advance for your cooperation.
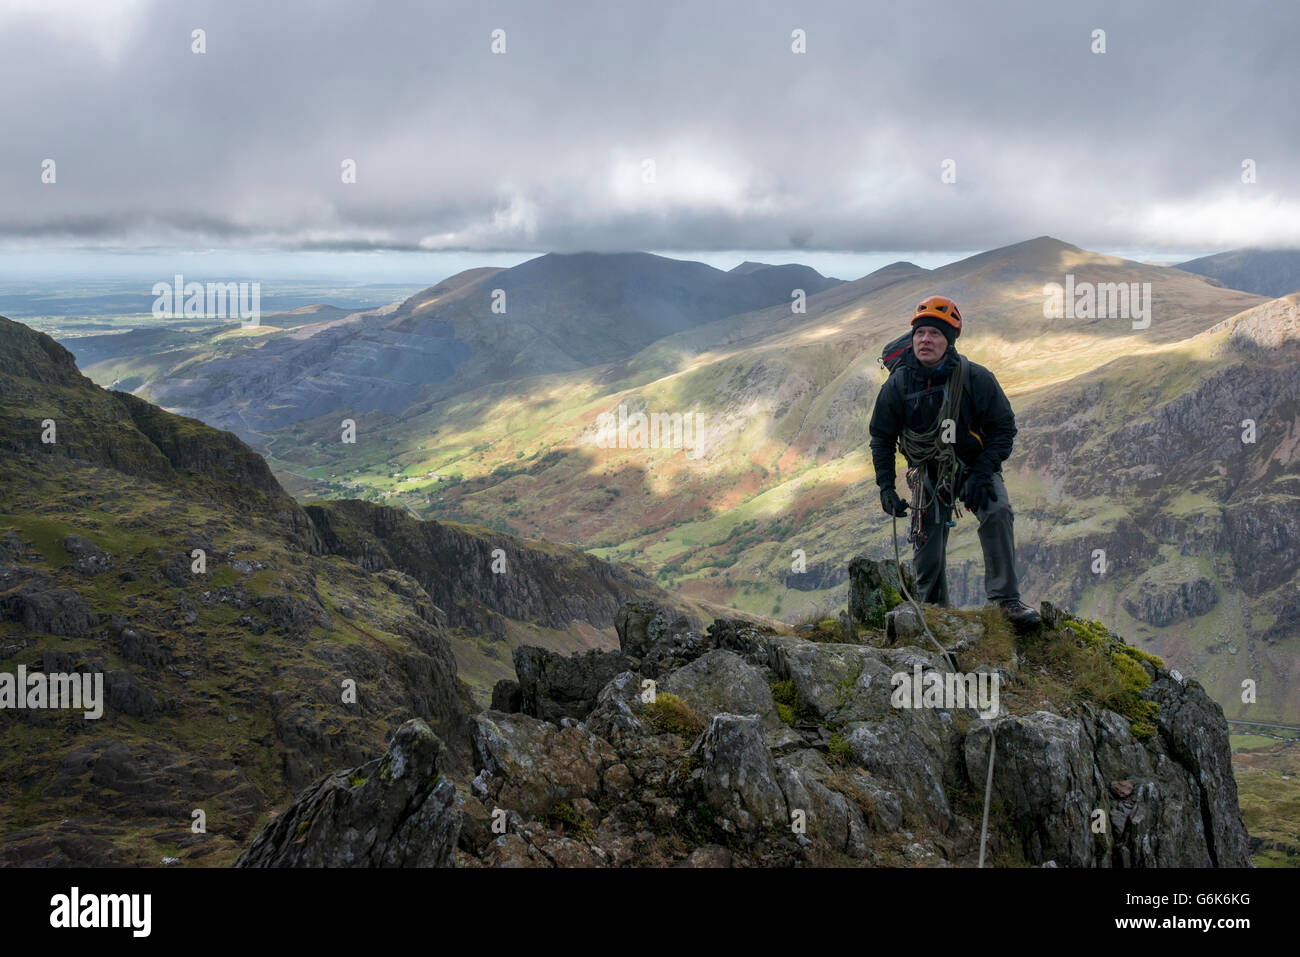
[949,355,970,480]
[952,355,969,415]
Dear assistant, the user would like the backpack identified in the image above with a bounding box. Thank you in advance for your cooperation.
[879,331,913,374]
[879,331,969,397]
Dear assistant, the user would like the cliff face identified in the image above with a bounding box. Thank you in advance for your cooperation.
[306,498,700,636]
[244,566,1250,869]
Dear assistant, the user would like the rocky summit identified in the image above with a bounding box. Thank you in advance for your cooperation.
[243,564,1250,868]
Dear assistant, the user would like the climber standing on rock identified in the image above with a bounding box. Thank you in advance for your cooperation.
[868,295,1040,629]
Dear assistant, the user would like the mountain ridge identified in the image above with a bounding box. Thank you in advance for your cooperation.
[1176,248,1300,298]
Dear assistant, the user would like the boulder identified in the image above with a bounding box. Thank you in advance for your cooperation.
[763,635,936,724]
[236,719,460,867]
[584,671,651,748]
[513,645,635,723]
[847,555,913,629]
[662,650,779,730]
[775,749,869,858]
[660,649,800,748]
[706,617,777,665]
[115,627,171,672]
[63,535,112,576]
[615,600,691,657]
[0,573,96,637]
[689,713,787,832]
[103,670,160,718]
[490,679,522,713]
[470,710,616,818]
[885,604,923,643]
[615,600,707,675]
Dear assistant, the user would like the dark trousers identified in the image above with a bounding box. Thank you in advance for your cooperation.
[912,471,1021,607]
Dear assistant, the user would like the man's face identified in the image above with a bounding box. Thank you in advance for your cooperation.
[912,324,947,368]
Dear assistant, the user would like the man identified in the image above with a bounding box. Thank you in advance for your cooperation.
[868,295,1040,629]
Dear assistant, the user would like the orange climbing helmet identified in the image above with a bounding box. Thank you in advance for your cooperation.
[912,295,962,339]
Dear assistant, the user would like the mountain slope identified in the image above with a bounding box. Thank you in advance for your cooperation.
[106,253,842,441]
[1176,248,1300,297]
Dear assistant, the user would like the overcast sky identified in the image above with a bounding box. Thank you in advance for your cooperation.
[2,0,1297,276]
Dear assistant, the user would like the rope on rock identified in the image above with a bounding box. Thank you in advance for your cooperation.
[891,509,959,673]
[890,511,996,868]
[978,723,996,868]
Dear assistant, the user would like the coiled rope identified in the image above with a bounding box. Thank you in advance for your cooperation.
[898,355,969,544]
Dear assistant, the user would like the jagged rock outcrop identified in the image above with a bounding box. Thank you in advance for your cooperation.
[469,710,616,818]
[305,499,704,636]
[0,567,96,637]
[1121,575,1218,627]
[236,719,460,867]
[965,700,1231,867]
[661,650,794,745]
[690,714,788,831]
[513,645,635,723]
[775,749,873,857]
[848,555,914,628]
[705,617,782,663]
[491,678,522,713]
[248,591,1252,868]
[784,559,849,592]
[1147,673,1251,866]
[615,600,693,657]
[613,599,767,677]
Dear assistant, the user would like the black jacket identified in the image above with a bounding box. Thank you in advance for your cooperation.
[868,343,1017,489]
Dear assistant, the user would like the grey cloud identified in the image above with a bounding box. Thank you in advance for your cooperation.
[1,0,1297,254]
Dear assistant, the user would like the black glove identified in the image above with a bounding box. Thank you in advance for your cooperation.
[959,470,995,512]
[880,486,909,517]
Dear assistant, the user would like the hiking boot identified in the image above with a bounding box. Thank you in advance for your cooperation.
[997,599,1041,630]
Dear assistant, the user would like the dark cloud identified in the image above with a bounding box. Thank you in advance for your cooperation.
[1,0,1296,254]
